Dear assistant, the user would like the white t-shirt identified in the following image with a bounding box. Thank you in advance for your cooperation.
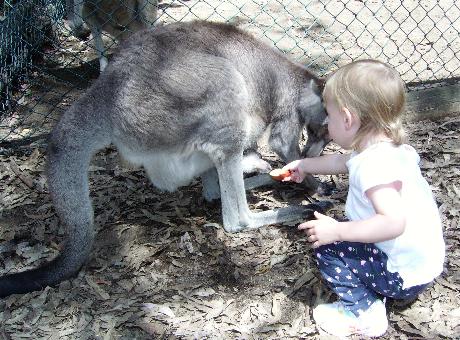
[345,142,445,289]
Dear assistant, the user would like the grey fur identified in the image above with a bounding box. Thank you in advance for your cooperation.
[0,21,329,297]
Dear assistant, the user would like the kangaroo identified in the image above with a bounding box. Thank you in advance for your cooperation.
[67,0,158,72]
[0,21,330,297]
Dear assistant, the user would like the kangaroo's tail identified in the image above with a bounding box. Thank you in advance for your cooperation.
[0,104,111,298]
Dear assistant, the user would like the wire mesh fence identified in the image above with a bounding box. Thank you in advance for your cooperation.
[0,0,459,147]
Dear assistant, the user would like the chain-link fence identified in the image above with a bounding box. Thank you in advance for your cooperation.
[1,0,459,147]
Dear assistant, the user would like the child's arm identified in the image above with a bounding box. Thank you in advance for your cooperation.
[298,182,406,247]
[282,153,350,183]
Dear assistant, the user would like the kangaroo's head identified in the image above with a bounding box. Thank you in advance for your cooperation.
[297,77,330,158]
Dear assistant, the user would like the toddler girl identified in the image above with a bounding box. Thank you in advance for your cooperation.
[283,59,445,337]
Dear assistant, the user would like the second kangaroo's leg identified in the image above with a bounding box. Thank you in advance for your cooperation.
[67,0,88,38]
[139,0,158,26]
[91,26,108,72]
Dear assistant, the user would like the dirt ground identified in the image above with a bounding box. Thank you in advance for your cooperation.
[1,1,460,339]
[1,115,459,339]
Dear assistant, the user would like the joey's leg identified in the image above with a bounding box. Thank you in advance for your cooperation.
[243,173,335,195]
[204,170,278,198]
[241,151,273,191]
[92,27,108,72]
[242,167,335,194]
[201,168,220,202]
[243,171,333,194]
[203,170,275,200]
[244,173,275,190]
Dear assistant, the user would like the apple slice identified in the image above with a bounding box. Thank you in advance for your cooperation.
[269,168,291,181]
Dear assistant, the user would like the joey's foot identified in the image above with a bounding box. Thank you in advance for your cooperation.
[242,152,272,174]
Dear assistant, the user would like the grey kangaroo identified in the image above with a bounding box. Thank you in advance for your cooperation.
[67,0,158,72]
[0,21,330,297]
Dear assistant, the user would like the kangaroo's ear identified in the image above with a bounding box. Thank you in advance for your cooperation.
[315,77,326,93]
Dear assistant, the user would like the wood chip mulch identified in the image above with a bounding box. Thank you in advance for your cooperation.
[0,116,459,339]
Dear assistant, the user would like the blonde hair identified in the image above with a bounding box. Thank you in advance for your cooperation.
[323,59,406,149]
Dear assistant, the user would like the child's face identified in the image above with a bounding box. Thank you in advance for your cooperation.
[324,100,358,150]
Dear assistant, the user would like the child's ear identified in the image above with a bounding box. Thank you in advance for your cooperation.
[342,107,358,130]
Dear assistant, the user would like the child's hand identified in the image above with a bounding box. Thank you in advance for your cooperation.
[281,159,306,183]
[298,211,340,248]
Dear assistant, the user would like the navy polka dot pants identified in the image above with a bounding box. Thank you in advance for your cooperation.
[315,241,428,316]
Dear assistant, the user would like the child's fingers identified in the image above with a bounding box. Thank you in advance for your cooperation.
[282,175,302,183]
[312,241,321,248]
[297,221,311,230]
[298,222,317,232]
[293,176,304,183]
[298,212,321,230]
[298,212,320,226]
[307,234,317,243]
[281,170,300,183]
